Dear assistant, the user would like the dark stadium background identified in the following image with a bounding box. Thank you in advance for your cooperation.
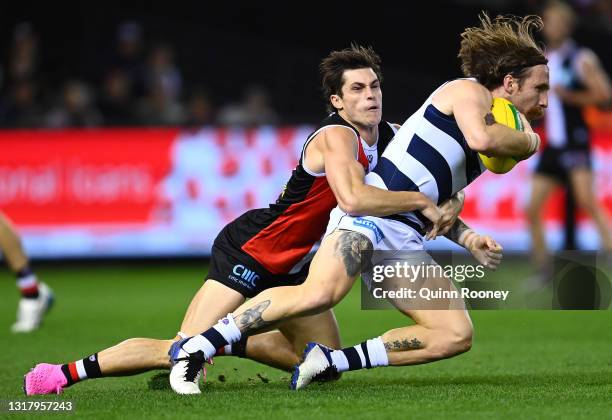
[2,0,610,126]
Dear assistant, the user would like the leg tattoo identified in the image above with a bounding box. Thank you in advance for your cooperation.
[384,337,422,351]
[234,300,271,334]
[335,230,373,277]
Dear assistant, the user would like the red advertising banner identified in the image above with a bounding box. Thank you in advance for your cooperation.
[0,129,177,225]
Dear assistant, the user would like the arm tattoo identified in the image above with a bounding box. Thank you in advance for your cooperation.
[383,337,422,351]
[484,112,496,126]
[334,230,373,277]
[445,217,471,245]
[234,300,271,334]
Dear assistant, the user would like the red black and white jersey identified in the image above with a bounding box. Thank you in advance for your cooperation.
[221,112,397,275]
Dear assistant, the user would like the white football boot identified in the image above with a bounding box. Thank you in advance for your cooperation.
[291,342,339,390]
[168,339,206,394]
[11,282,54,333]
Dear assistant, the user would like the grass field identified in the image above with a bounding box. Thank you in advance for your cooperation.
[1,261,611,419]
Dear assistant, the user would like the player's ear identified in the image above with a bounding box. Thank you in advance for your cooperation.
[330,94,343,111]
[502,74,518,94]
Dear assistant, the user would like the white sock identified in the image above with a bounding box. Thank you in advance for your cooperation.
[331,337,389,372]
[181,314,242,359]
[366,337,389,368]
[214,314,242,343]
[330,349,350,372]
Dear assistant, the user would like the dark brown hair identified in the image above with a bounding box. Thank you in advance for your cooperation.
[458,13,547,89]
[320,44,383,113]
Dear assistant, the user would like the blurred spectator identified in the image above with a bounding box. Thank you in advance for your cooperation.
[98,69,135,126]
[8,22,40,83]
[46,80,103,128]
[184,87,215,127]
[110,21,146,98]
[137,82,185,126]
[144,43,182,101]
[217,84,279,126]
[0,22,44,128]
[136,43,185,126]
[0,80,43,127]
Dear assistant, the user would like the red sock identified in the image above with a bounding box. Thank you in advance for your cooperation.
[16,267,39,299]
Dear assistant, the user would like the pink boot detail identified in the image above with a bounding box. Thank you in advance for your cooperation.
[24,364,68,396]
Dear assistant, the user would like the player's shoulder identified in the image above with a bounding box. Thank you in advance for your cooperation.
[314,113,359,141]
[319,113,358,132]
[433,78,491,110]
[446,78,490,97]
[317,125,359,148]
[308,115,359,154]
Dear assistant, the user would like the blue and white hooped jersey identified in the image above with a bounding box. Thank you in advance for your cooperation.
[365,81,486,228]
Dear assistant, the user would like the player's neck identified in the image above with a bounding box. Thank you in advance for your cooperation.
[357,126,379,146]
[338,110,378,145]
[489,86,508,101]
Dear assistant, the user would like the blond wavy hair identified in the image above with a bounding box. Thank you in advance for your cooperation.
[458,13,547,89]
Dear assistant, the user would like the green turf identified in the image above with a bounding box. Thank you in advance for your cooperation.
[1,262,611,419]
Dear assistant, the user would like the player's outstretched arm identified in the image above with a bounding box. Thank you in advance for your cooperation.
[555,49,612,107]
[452,81,539,160]
[445,217,503,270]
[320,127,440,220]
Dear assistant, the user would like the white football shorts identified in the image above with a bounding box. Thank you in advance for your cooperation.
[325,207,436,291]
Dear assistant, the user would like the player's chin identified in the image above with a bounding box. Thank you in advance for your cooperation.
[363,110,382,125]
[526,107,545,121]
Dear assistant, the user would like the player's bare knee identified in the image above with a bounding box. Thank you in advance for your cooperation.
[301,289,336,313]
[452,326,473,355]
[431,326,473,359]
[294,284,337,314]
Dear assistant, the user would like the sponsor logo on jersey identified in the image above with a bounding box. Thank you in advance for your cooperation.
[230,264,259,288]
[353,218,385,243]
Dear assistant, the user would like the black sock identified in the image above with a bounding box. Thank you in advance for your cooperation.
[232,336,249,358]
[342,343,371,370]
[61,353,103,386]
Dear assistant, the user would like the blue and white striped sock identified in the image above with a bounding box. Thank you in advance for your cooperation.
[329,337,388,372]
[181,314,242,359]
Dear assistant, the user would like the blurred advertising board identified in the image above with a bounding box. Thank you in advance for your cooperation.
[0,127,610,257]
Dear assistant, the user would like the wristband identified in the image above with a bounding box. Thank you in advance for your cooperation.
[458,229,478,250]
[525,132,540,154]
